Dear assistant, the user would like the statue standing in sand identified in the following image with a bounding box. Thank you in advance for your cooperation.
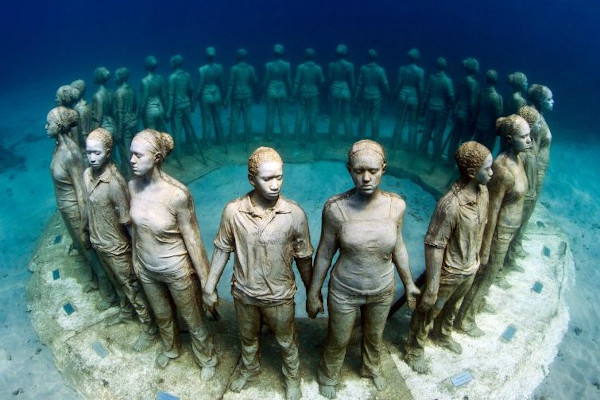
[197,47,225,144]
[293,48,325,140]
[203,147,313,400]
[455,115,532,337]
[71,79,93,150]
[504,72,528,117]
[404,141,492,374]
[392,48,424,152]
[83,128,156,350]
[328,44,355,139]
[140,56,167,131]
[264,44,292,141]
[356,49,390,140]
[419,57,454,159]
[47,106,117,309]
[113,67,137,176]
[307,140,420,399]
[167,54,201,156]
[473,70,504,153]
[128,129,217,375]
[91,67,116,134]
[446,58,480,160]
[225,48,258,143]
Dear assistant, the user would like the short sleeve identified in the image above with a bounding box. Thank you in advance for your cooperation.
[424,193,457,249]
[213,203,235,253]
[292,207,313,259]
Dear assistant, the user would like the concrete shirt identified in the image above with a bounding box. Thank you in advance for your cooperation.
[214,193,313,306]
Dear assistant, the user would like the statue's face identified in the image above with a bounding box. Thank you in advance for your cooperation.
[474,154,493,185]
[541,95,554,112]
[511,122,532,153]
[86,139,110,171]
[348,152,385,196]
[250,161,283,202]
[45,118,60,138]
[130,137,157,177]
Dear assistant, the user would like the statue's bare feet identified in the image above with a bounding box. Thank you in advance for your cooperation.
[318,384,336,399]
[404,354,430,374]
[229,371,257,393]
[155,353,171,369]
[132,331,153,352]
[285,384,302,400]
[201,366,215,381]
[372,375,387,391]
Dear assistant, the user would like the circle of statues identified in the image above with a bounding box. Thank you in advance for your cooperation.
[46,44,554,399]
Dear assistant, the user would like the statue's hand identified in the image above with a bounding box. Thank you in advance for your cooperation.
[202,290,218,311]
[307,293,324,319]
[417,289,436,312]
[79,228,91,250]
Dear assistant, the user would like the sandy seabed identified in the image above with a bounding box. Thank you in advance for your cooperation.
[0,80,598,399]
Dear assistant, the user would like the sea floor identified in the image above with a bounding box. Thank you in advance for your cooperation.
[0,80,598,399]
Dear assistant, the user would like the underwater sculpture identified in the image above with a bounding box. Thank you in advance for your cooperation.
[91,67,116,134]
[527,84,553,198]
[47,106,117,309]
[419,57,454,159]
[293,48,325,140]
[203,147,312,400]
[167,54,202,156]
[446,57,480,160]
[328,44,355,139]
[504,72,529,117]
[128,129,217,375]
[307,140,420,399]
[225,48,258,143]
[197,47,225,144]
[113,67,137,176]
[404,141,492,374]
[455,115,532,336]
[70,79,93,150]
[140,56,167,131]
[83,128,156,350]
[356,49,390,140]
[392,48,424,152]
[473,70,504,154]
[55,84,83,143]
[264,44,292,141]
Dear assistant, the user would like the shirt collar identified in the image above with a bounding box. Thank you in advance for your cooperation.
[89,163,114,187]
[239,192,292,216]
[452,182,485,206]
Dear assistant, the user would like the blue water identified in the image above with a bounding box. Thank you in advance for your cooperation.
[0,0,599,398]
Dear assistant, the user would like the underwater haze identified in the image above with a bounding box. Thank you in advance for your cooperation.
[0,0,599,398]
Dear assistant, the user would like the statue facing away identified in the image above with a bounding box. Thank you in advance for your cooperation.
[140,56,167,131]
[203,147,313,400]
[455,115,532,337]
[473,70,504,153]
[355,49,390,140]
[264,44,292,141]
[55,84,83,143]
[307,140,420,399]
[328,44,355,139]
[225,48,258,144]
[128,129,217,376]
[91,67,116,135]
[113,67,137,177]
[197,47,225,144]
[293,48,325,140]
[70,79,93,150]
[405,141,492,374]
[504,72,529,117]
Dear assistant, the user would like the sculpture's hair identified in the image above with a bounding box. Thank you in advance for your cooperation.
[70,79,86,97]
[93,67,111,84]
[485,69,498,85]
[248,147,283,177]
[133,129,174,163]
[170,54,184,68]
[336,44,348,56]
[517,105,540,127]
[407,48,420,61]
[496,115,529,142]
[347,140,386,166]
[461,57,480,74]
[506,72,527,90]
[236,48,248,61]
[115,67,130,82]
[455,141,491,182]
[56,85,81,107]
[144,55,158,70]
[205,47,216,58]
[47,106,79,134]
[435,57,447,70]
[367,49,378,61]
[273,44,284,56]
[527,84,553,110]
[304,48,316,60]
[87,128,113,152]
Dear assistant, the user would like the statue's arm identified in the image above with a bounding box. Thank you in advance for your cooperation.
[392,199,420,311]
[480,169,506,264]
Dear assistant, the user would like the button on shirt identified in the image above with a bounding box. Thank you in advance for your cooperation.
[424,182,489,284]
[214,193,313,306]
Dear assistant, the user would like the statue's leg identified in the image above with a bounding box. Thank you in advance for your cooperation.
[342,99,353,139]
[242,99,253,142]
[372,98,382,141]
[294,99,305,138]
[357,100,367,138]
[212,104,224,144]
[231,299,262,389]
[266,97,275,140]
[420,109,436,156]
[393,101,407,149]
[278,98,288,138]
[230,101,240,140]
[201,102,211,143]
[407,107,418,153]
[307,96,318,141]
[329,99,340,139]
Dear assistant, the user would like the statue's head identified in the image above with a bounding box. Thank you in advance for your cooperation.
[304,48,316,61]
[46,106,79,138]
[496,115,532,153]
[93,67,111,85]
[273,44,284,57]
[144,56,158,71]
[55,85,80,107]
[115,67,130,84]
[130,129,174,175]
[367,49,378,62]
[435,57,447,71]
[347,140,387,196]
[236,48,248,61]
[86,128,113,170]
[461,57,479,74]
[517,105,541,130]
[485,69,498,85]
[528,84,554,113]
[336,44,348,57]
[170,54,184,69]
[407,48,420,62]
[506,72,528,92]
[247,147,284,201]
[205,46,217,60]
[70,79,86,98]
[456,141,492,185]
